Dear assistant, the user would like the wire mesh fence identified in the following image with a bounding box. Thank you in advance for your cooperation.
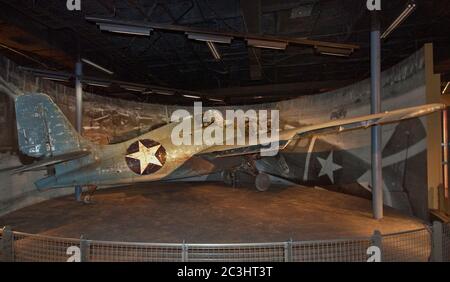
[0,224,449,262]
[89,241,183,262]
[186,243,286,262]
[444,222,450,262]
[382,228,431,262]
[292,238,372,262]
[12,232,80,262]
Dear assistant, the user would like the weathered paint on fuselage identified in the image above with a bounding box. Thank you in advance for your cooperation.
[36,122,216,189]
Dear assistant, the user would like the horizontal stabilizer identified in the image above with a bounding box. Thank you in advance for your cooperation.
[11,150,90,174]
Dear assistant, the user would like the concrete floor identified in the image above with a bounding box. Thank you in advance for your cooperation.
[0,183,426,243]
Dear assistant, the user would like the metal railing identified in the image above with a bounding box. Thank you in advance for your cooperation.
[1,223,449,262]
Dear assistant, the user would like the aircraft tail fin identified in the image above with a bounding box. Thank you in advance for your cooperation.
[15,93,85,158]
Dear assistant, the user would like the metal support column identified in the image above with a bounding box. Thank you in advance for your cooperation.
[431,221,443,262]
[1,226,13,262]
[75,60,83,202]
[370,230,383,262]
[75,60,83,134]
[75,185,82,202]
[371,11,383,220]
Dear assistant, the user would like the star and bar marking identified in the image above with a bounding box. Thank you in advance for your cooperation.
[125,140,166,175]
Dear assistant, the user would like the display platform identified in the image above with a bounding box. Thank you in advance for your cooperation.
[0,183,427,244]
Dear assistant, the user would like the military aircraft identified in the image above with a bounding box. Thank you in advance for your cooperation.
[1,72,445,199]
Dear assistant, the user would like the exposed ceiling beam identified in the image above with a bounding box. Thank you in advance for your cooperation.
[203,79,355,98]
[19,66,206,98]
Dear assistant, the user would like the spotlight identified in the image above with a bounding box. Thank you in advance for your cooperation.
[381,2,417,40]
[186,32,233,44]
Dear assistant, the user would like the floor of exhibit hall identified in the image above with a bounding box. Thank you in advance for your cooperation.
[0,182,427,243]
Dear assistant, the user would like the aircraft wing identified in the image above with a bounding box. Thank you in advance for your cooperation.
[197,103,446,158]
[11,150,91,174]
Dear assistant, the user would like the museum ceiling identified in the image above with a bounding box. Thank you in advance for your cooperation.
[0,0,449,105]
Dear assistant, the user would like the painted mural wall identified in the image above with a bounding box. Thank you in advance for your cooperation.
[0,48,430,219]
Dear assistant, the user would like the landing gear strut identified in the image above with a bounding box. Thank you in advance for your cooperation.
[83,185,97,204]
[222,170,237,188]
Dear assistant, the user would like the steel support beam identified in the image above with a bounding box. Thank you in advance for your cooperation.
[86,16,360,51]
[370,12,383,220]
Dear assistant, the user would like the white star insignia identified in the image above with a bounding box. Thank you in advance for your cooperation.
[317,151,342,184]
[126,141,162,174]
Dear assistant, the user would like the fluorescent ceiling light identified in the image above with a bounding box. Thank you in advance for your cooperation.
[381,3,417,39]
[98,23,152,36]
[206,41,221,61]
[81,58,114,75]
[183,94,201,99]
[121,85,146,92]
[186,32,232,44]
[41,76,69,82]
[84,80,110,88]
[154,90,175,96]
[443,82,450,95]
[246,39,288,50]
[315,46,353,57]
[208,98,224,102]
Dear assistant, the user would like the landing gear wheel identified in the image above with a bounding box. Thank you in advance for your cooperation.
[255,173,271,192]
[83,185,97,204]
[83,195,93,204]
